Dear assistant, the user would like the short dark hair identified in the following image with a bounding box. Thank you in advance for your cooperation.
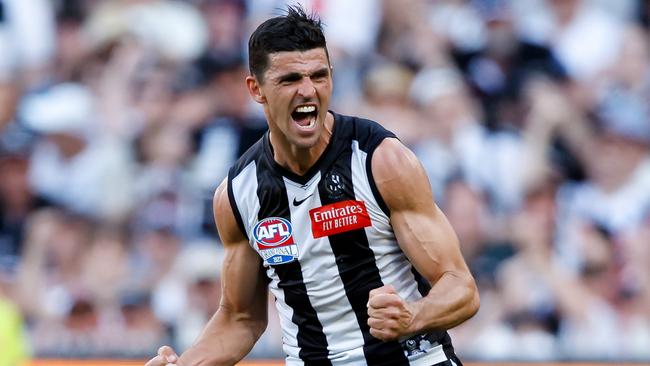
[248,5,328,83]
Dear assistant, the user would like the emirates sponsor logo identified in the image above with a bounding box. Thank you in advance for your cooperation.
[309,200,372,238]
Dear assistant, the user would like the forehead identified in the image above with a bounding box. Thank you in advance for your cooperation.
[264,48,329,79]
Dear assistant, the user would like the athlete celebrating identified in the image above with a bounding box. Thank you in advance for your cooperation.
[146,6,478,366]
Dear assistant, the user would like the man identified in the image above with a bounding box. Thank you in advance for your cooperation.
[146,6,479,366]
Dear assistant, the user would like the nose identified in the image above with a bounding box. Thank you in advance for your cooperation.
[297,77,317,98]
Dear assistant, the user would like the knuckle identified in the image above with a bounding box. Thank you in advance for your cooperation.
[370,329,384,340]
[388,294,402,304]
[381,308,392,317]
[376,308,388,317]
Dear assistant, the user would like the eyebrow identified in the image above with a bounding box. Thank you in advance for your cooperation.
[276,68,330,84]
[276,72,302,84]
[311,68,330,78]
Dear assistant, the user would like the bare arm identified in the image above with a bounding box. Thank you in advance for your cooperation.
[367,138,479,341]
[146,179,268,366]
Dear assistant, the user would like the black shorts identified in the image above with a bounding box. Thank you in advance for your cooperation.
[402,331,463,366]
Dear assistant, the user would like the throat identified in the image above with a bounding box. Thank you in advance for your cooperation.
[269,118,334,176]
[277,144,323,176]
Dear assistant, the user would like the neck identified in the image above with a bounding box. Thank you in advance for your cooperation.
[269,112,334,175]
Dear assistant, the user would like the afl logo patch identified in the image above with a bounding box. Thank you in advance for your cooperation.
[253,217,298,265]
[253,217,292,247]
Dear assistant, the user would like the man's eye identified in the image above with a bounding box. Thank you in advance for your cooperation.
[312,73,328,81]
[279,76,301,85]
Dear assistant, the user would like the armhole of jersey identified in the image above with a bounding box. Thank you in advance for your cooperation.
[411,266,432,297]
[227,174,249,241]
[366,136,397,217]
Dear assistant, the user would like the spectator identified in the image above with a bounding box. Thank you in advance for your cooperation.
[117,291,171,357]
[553,222,650,360]
[0,151,49,271]
[15,209,94,320]
[0,0,649,362]
[20,82,135,220]
[346,62,421,146]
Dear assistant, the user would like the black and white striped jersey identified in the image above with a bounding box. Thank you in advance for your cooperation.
[227,112,458,366]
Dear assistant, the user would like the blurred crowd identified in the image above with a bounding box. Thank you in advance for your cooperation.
[0,0,649,363]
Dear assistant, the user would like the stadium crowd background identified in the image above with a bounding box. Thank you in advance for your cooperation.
[0,0,649,364]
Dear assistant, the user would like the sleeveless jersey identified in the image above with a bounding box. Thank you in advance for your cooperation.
[227,112,458,366]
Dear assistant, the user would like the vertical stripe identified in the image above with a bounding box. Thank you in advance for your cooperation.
[318,146,409,366]
[284,176,367,363]
[351,141,421,305]
[441,332,462,366]
[228,180,248,239]
[255,165,331,364]
[365,139,392,216]
[273,282,301,362]
[231,161,301,360]
[230,162,259,239]
[229,115,459,365]
[350,141,453,364]
[411,267,432,297]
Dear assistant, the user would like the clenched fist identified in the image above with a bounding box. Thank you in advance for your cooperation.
[366,285,417,341]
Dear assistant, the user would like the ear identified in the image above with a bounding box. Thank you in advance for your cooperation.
[246,75,266,104]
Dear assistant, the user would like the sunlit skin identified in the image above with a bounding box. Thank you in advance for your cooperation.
[246,48,334,175]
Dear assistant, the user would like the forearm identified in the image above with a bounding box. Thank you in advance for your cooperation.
[179,307,267,366]
[409,271,479,333]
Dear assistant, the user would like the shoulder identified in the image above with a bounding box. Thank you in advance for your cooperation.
[373,137,419,167]
[213,178,247,244]
[229,134,266,178]
[331,111,397,150]
[333,111,392,131]
[371,138,434,210]
[372,138,422,186]
[213,179,232,229]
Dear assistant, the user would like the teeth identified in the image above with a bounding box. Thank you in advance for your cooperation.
[295,105,316,113]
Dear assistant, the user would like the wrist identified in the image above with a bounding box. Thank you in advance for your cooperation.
[405,300,425,336]
[180,343,224,366]
[194,340,246,366]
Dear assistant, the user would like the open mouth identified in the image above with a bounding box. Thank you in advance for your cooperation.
[291,105,318,129]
